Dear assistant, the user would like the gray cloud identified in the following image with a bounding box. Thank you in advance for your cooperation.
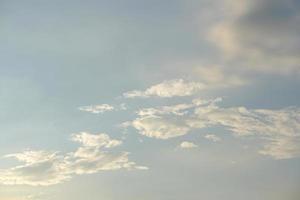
[209,0,300,74]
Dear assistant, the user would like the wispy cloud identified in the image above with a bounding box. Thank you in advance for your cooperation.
[78,104,114,114]
[123,79,205,98]
[0,132,147,186]
[204,134,222,142]
[124,98,300,159]
[78,103,128,114]
[208,0,300,74]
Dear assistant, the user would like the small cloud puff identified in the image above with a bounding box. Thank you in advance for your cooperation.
[180,141,198,149]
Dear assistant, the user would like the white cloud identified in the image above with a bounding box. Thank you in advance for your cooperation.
[126,98,300,159]
[123,98,211,139]
[125,98,219,140]
[180,141,198,149]
[124,79,205,98]
[137,103,193,117]
[190,101,300,159]
[204,134,221,142]
[78,104,114,114]
[131,115,190,139]
[0,132,147,186]
[71,132,122,148]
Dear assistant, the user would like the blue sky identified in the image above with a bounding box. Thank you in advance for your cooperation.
[0,0,300,199]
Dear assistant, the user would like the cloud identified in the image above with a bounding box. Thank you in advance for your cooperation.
[0,151,70,186]
[123,70,246,99]
[208,0,300,74]
[189,101,300,159]
[194,66,246,87]
[0,133,147,186]
[137,103,193,117]
[123,79,205,98]
[26,193,50,200]
[71,132,122,148]
[204,134,221,142]
[131,115,190,139]
[259,136,300,159]
[126,98,300,159]
[78,104,114,114]
[125,97,217,140]
[179,141,198,149]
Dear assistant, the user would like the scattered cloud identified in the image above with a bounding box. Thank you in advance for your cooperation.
[123,79,205,98]
[204,134,221,142]
[180,141,198,149]
[125,98,300,159]
[0,133,147,186]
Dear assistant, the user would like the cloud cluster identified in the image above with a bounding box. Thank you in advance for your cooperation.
[209,0,300,74]
[125,98,300,159]
[0,132,146,186]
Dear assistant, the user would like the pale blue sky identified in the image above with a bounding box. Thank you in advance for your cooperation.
[0,0,300,200]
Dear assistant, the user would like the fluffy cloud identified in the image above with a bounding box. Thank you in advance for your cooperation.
[126,98,300,159]
[78,104,114,114]
[0,133,146,186]
[131,115,190,139]
[123,79,205,98]
[179,141,198,149]
[208,0,300,74]
[126,98,217,140]
[204,134,221,142]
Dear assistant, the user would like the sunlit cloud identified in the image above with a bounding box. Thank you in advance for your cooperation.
[124,79,205,98]
[0,133,147,186]
[124,98,300,159]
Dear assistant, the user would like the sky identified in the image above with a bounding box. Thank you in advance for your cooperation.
[0,0,300,199]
